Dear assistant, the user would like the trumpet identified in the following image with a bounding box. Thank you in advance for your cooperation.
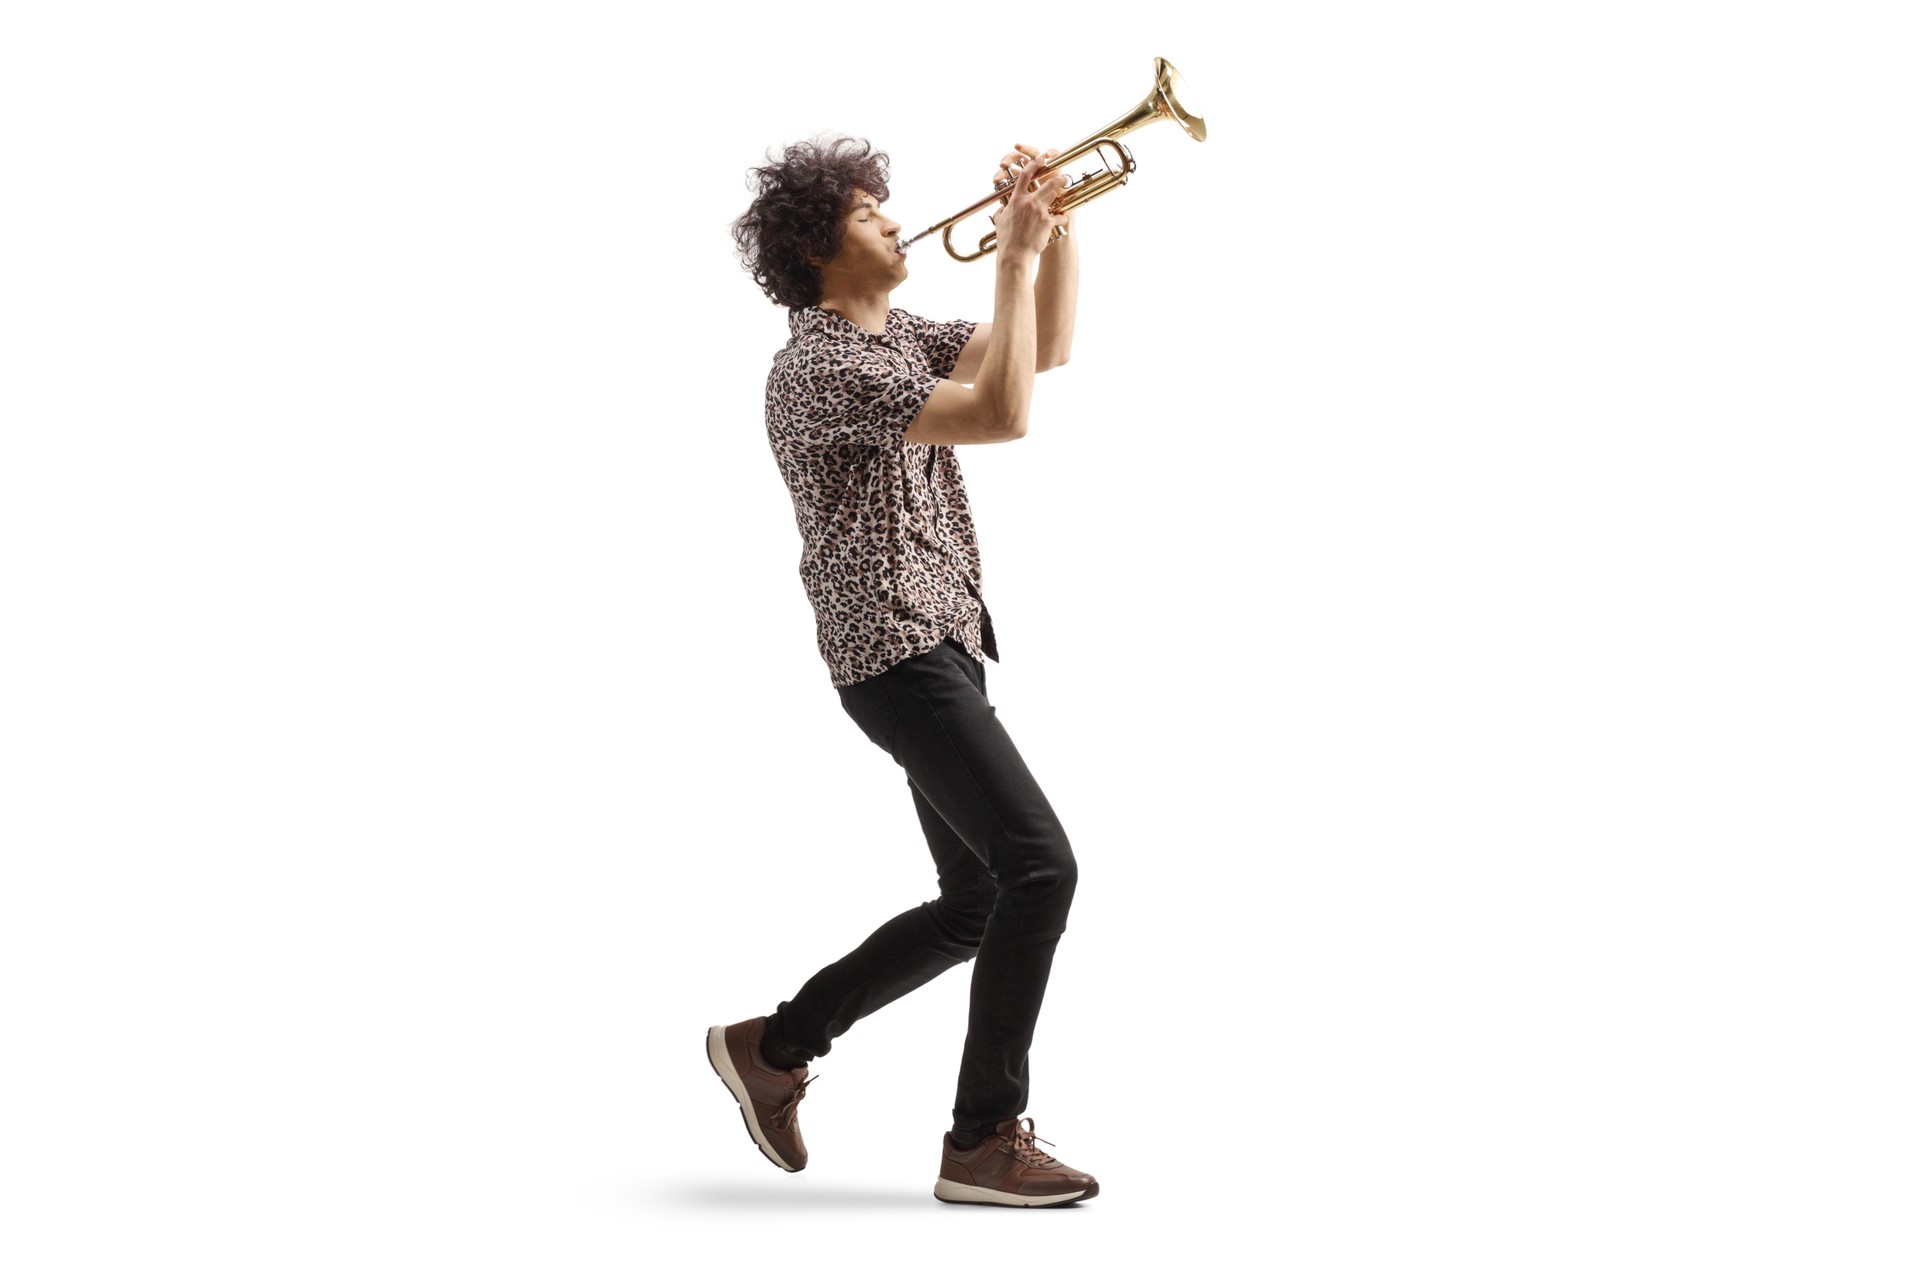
[899,56,1208,264]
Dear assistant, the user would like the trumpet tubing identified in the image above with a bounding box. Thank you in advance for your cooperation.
[900,57,1208,264]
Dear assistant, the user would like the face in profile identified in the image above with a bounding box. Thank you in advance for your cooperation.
[825,188,907,286]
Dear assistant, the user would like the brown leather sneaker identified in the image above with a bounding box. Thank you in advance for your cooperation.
[705,1016,817,1172]
[933,1116,1100,1207]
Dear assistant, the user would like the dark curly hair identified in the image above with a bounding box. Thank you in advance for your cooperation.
[732,134,893,310]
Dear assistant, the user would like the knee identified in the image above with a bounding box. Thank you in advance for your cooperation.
[1047,827,1078,889]
[1017,833,1078,901]
[1052,847,1079,902]
[930,882,996,947]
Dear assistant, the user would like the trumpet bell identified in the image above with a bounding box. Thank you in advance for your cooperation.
[1149,56,1206,143]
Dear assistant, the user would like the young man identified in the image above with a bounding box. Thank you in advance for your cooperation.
[709,135,1095,1207]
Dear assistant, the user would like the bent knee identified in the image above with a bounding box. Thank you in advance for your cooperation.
[1055,851,1079,899]
[930,885,995,945]
[1018,840,1077,897]
[1047,830,1077,888]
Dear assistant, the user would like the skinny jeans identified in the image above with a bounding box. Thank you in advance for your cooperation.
[761,635,1079,1144]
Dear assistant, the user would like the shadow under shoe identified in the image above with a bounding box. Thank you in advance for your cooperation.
[705,1015,817,1172]
[933,1116,1099,1207]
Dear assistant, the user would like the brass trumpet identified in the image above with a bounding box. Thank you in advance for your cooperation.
[899,56,1208,264]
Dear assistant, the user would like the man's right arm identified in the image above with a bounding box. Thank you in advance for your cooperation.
[903,254,1040,445]
[903,164,1068,446]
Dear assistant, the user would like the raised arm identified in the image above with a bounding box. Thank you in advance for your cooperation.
[903,166,1069,445]
[947,144,1080,382]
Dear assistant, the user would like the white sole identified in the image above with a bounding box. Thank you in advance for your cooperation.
[706,1024,796,1172]
[933,1176,1090,1207]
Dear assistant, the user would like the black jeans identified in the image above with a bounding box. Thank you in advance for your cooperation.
[761,635,1079,1143]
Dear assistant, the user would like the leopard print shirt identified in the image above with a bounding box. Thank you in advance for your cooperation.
[765,304,999,687]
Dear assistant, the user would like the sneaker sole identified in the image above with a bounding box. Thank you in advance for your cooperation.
[705,1024,798,1173]
[933,1176,1099,1207]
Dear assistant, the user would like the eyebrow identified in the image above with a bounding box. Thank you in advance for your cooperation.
[852,201,880,214]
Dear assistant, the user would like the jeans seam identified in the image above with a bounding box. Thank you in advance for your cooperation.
[876,679,903,759]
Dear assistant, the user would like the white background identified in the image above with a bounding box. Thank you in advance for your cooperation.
[3,2,1915,1276]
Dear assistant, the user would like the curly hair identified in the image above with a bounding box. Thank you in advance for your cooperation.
[732,134,893,310]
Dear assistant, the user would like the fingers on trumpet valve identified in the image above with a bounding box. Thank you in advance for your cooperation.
[995,152,1026,196]
[996,145,1066,204]
[999,145,1041,173]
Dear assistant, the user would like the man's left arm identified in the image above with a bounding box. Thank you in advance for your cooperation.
[1021,144,1077,368]
[1033,203,1077,369]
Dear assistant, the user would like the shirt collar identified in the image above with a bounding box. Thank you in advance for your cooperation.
[789,304,897,342]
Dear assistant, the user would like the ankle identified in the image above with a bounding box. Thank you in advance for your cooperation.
[760,1040,807,1071]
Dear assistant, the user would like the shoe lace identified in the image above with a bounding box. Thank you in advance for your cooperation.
[1008,1116,1059,1167]
[769,1073,818,1132]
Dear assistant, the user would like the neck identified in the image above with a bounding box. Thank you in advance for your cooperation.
[813,287,891,336]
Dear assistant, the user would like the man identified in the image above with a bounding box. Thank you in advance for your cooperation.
[709,134,1096,1207]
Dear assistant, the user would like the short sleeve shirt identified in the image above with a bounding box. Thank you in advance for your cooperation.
[765,304,999,687]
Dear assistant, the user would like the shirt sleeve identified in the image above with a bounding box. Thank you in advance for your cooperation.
[906,316,980,381]
[786,350,940,451]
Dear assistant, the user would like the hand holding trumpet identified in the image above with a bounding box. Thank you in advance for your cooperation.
[987,143,1073,261]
